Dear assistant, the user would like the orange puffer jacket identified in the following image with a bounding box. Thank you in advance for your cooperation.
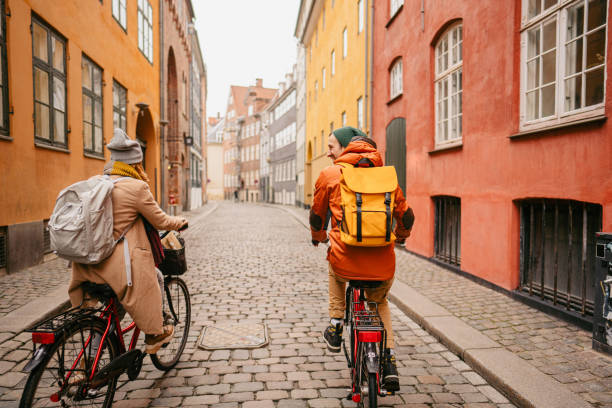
[310,140,414,281]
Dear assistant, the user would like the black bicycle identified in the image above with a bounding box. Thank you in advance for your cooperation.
[19,231,191,408]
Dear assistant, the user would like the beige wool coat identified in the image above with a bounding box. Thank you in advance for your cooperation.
[69,176,184,335]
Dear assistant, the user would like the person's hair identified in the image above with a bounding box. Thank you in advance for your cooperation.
[350,136,377,149]
[131,163,150,183]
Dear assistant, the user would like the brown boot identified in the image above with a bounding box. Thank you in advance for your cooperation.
[144,325,174,354]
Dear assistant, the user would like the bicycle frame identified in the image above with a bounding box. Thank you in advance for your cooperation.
[343,285,387,403]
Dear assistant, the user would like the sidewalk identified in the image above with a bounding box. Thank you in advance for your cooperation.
[280,204,612,408]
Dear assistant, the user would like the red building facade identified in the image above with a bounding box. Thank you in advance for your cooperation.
[372,0,611,319]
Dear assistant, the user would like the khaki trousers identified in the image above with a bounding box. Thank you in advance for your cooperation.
[328,264,395,349]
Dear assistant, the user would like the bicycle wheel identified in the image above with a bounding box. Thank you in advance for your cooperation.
[363,373,378,408]
[150,277,191,370]
[20,318,119,408]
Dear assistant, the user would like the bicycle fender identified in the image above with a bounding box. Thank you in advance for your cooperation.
[23,344,51,373]
[364,342,379,374]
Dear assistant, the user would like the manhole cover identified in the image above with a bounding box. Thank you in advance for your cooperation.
[198,323,268,350]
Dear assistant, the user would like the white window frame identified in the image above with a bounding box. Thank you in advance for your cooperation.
[112,0,127,30]
[342,111,347,126]
[519,0,608,132]
[390,58,403,99]
[434,23,463,147]
[358,0,365,33]
[357,96,363,130]
[322,67,326,89]
[331,49,335,76]
[390,0,404,18]
[343,27,348,58]
[138,0,153,63]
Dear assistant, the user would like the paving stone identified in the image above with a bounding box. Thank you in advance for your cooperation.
[221,392,255,402]
[183,395,221,405]
[256,390,290,400]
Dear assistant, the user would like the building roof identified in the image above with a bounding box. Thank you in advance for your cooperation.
[207,117,225,144]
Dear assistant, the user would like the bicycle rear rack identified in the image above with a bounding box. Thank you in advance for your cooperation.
[353,310,384,332]
[26,305,103,335]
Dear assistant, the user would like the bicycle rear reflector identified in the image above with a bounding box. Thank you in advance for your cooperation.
[31,332,55,344]
[358,331,382,342]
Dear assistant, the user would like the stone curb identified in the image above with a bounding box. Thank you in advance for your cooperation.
[272,203,592,408]
[0,202,220,341]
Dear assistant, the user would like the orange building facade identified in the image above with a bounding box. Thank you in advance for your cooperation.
[0,0,162,273]
[372,0,611,322]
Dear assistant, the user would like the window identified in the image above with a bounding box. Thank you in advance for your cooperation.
[331,50,336,76]
[82,55,103,155]
[518,199,602,316]
[390,58,403,99]
[248,105,253,116]
[343,27,348,58]
[113,80,127,132]
[138,0,153,62]
[520,0,607,129]
[390,0,404,17]
[322,67,326,89]
[357,96,363,130]
[342,111,347,126]
[358,0,365,33]
[32,18,67,147]
[435,23,463,146]
[112,0,127,30]
[0,0,8,135]
[434,196,461,266]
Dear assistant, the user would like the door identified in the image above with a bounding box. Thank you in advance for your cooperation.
[385,118,406,194]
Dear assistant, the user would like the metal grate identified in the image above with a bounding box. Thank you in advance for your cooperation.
[0,226,6,269]
[43,219,51,254]
[433,196,461,266]
[518,199,602,317]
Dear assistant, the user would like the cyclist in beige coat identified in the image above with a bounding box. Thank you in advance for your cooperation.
[69,129,187,353]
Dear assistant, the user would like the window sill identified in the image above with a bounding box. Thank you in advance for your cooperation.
[387,93,402,105]
[84,152,106,161]
[35,141,70,154]
[511,114,607,140]
[0,134,12,142]
[428,141,463,155]
[385,4,403,28]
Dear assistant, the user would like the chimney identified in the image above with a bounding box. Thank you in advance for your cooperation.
[255,78,263,87]
[217,112,220,119]
[279,81,285,93]
[285,73,293,85]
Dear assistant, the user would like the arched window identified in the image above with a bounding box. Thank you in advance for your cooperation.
[389,58,403,99]
[434,23,463,146]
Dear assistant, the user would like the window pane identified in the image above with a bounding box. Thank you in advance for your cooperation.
[542,20,556,52]
[83,122,93,150]
[542,50,556,84]
[94,101,102,126]
[564,75,582,111]
[527,59,540,90]
[54,111,65,144]
[82,60,92,90]
[528,28,540,59]
[94,126,103,153]
[587,0,606,30]
[53,78,65,112]
[52,38,64,73]
[544,0,557,10]
[34,68,49,104]
[528,0,541,19]
[83,94,92,123]
[35,103,50,139]
[585,67,604,106]
[113,111,120,129]
[565,38,583,75]
[93,67,102,96]
[585,28,605,69]
[526,90,539,120]
[33,23,48,62]
[541,84,555,117]
[567,4,584,41]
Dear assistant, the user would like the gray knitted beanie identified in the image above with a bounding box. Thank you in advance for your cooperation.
[106,128,143,164]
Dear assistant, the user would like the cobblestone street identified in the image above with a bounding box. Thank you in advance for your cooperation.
[0,202,515,407]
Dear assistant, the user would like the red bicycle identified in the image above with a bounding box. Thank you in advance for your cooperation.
[343,280,393,407]
[19,232,191,408]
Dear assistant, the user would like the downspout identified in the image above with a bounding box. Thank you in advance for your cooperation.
[368,0,374,138]
[364,0,368,135]
[159,0,165,209]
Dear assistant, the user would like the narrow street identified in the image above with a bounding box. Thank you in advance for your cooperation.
[0,202,513,407]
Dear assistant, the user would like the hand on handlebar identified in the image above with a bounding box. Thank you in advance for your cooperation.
[312,237,329,247]
[178,219,188,231]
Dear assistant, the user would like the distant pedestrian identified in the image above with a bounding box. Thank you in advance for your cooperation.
[309,126,415,392]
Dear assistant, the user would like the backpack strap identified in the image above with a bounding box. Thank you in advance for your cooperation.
[116,217,139,287]
[355,192,363,243]
[384,192,392,242]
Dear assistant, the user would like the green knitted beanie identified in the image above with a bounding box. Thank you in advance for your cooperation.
[332,126,367,147]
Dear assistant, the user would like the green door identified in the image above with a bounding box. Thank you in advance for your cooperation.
[385,118,406,193]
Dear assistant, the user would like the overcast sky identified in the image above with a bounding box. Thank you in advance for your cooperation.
[193,0,301,119]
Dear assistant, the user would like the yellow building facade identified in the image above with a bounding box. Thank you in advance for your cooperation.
[296,0,372,206]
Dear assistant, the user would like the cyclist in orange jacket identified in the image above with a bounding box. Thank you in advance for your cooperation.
[310,127,414,392]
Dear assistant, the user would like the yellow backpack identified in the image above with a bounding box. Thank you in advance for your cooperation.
[338,162,398,247]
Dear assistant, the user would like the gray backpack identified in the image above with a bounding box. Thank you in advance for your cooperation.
[49,175,131,265]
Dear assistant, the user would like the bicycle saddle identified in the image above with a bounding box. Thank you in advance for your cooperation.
[81,282,116,301]
[349,280,383,288]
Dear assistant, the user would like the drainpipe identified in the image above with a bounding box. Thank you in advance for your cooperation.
[368,0,374,139]
[159,0,165,209]
[364,0,369,135]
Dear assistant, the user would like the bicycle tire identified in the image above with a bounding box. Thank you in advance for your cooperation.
[364,372,378,408]
[150,277,191,370]
[19,317,119,408]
